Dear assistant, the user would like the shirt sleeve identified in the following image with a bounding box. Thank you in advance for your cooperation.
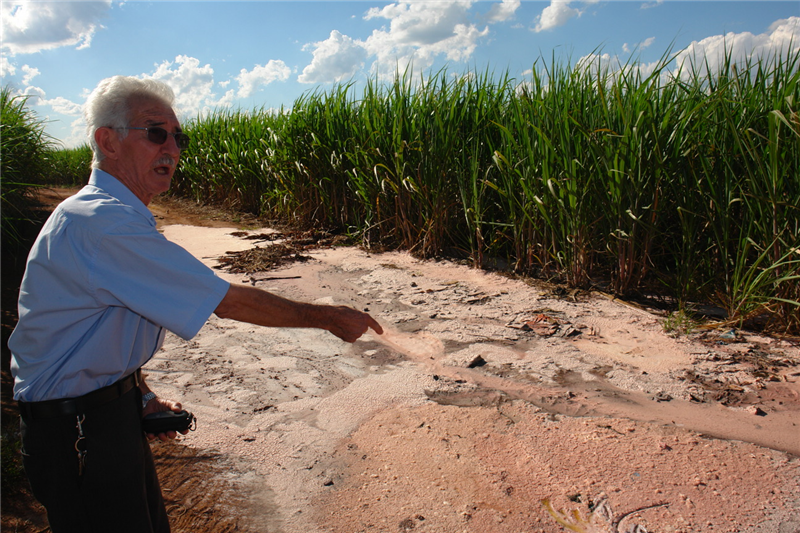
[89,217,230,340]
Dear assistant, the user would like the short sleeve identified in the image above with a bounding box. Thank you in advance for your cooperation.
[91,219,230,340]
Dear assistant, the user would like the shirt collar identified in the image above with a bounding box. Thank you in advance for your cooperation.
[89,169,156,227]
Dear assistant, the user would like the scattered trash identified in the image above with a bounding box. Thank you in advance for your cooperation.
[652,391,673,402]
[217,244,311,273]
[520,313,562,336]
[467,355,487,368]
[542,496,668,533]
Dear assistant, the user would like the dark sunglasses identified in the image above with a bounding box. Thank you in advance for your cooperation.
[121,127,190,151]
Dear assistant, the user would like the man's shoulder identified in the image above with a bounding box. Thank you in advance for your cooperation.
[59,187,150,229]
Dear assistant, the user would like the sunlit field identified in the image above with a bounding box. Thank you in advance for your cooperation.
[31,49,800,334]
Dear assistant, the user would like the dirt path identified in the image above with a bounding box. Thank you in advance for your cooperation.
[3,189,799,533]
[145,224,799,533]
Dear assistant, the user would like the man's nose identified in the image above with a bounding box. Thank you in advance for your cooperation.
[164,134,182,157]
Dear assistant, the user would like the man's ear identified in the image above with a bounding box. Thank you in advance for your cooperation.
[94,127,120,161]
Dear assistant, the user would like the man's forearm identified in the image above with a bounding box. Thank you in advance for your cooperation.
[215,284,322,329]
[213,283,382,342]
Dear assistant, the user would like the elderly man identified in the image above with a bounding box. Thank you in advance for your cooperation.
[8,75,382,533]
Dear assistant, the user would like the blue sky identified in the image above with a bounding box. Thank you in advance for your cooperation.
[2,1,798,148]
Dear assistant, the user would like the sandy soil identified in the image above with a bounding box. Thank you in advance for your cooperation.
[4,189,799,533]
[143,220,800,533]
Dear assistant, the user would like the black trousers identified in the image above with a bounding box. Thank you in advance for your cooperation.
[20,387,170,533]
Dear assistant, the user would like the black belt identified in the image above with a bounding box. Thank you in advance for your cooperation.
[18,370,142,420]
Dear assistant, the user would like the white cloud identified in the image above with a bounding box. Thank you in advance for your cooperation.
[533,0,600,33]
[21,64,40,85]
[237,60,292,97]
[575,17,800,87]
[19,84,46,102]
[298,30,368,84]
[296,1,491,84]
[672,16,800,80]
[62,117,88,149]
[767,15,800,49]
[361,0,489,79]
[24,90,82,117]
[486,0,520,24]
[12,53,294,147]
[576,52,617,74]
[623,36,655,55]
[1,56,16,77]
[641,1,664,10]
[46,96,83,116]
[534,0,580,33]
[149,55,234,118]
[641,36,656,50]
[365,0,477,47]
[573,51,659,84]
[24,55,250,147]
[1,0,112,55]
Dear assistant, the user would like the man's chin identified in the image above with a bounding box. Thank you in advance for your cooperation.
[150,177,173,197]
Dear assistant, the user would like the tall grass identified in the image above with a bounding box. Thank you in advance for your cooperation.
[46,144,93,186]
[0,87,53,248]
[20,48,769,333]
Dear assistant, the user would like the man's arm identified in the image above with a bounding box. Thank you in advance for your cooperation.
[213,283,383,342]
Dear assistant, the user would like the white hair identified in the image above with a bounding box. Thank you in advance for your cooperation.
[83,76,176,168]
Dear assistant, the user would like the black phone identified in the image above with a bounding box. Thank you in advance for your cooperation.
[142,410,196,434]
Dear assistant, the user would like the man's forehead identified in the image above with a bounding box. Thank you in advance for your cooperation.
[129,97,179,124]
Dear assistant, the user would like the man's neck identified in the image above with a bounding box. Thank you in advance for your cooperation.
[97,163,156,206]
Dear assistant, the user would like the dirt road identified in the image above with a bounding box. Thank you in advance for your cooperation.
[147,222,800,533]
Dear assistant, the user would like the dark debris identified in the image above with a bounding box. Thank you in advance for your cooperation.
[215,229,352,274]
[216,244,311,274]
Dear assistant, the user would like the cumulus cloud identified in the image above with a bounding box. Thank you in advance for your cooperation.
[150,55,235,118]
[19,84,46,103]
[1,56,16,77]
[529,0,624,33]
[295,1,491,84]
[576,52,617,73]
[623,36,656,54]
[21,64,40,85]
[16,52,294,146]
[672,16,800,79]
[148,55,294,115]
[360,0,489,79]
[1,0,112,55]
[534,0,581,33]
[574,17,800,86]
[296,1,515,85]
[3,78,87,146]
[641,1,664,10]
[767,16,800,51]
[46,96,83,116]
[486,0,521,24]
[237,60,292,97]
[14,87,85,148]
[299,30,368,84]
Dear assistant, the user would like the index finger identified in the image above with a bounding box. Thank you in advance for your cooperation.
[368,316,383,335]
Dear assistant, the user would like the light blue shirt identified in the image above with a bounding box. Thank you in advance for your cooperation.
[9,169,230,402]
